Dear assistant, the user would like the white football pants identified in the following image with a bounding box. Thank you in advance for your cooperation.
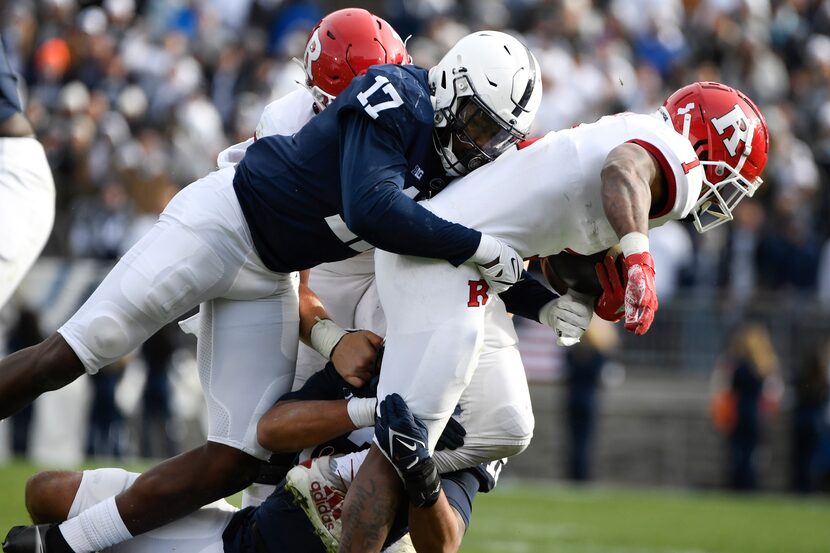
[0,137,54,309]
[374,249,535,469]
[59,167,299,460]
[69,468,235,553]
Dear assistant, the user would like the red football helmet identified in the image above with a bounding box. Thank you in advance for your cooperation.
[662,82,769,232]
[300,8,409,110]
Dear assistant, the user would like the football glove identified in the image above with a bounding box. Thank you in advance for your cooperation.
[435,415,466,451]
[470,233,523,295]
[375,393,441,508]
[619,232,658,336]
[594,253,625,322]
[539,291,593,347]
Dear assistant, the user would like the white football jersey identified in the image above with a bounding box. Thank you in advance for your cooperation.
[423,111,703,257]
[216,87,315,168]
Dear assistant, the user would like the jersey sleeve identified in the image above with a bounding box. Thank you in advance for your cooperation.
[337,108,481,266]
[0,38,23,121]
[499,270,557,322]
[254,88,316,139]
[277,364,346,403]
[623,114,704,224]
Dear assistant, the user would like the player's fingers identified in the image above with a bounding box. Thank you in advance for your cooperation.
[605,255,625,293]
[556,308,588,329]
[364,331,384,348]
[595,261,611,292]
[557,319,586,336]
[635,307,655,336]
[624,303,641,333]
[344,374,369,388]
[556,334,581,347]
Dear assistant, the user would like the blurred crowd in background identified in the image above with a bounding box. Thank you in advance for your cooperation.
[0,0,829,493]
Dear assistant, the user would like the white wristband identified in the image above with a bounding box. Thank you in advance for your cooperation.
[347,397,377,428]
[470,233,499,265]
[619,232,650,257]
[310,317,347,360]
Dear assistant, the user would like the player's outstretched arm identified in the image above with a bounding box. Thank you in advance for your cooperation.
[257,399,373,452]
[300,270,383,387]
[257,363,377,452]
[338,111,480,265]
[600,143,662,335]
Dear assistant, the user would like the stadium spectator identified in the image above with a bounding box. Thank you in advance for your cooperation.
[6,306,44,456]
[85,359,125,459]
[712,322,783,491]
[562,322,618,481]
[791,341,830,493]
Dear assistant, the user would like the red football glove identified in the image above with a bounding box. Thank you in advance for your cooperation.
[594,254,625,322]
[621,252,658,336]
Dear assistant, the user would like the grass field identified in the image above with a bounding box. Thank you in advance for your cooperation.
[2,460,829,553]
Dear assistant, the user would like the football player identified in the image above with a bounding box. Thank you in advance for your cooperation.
[0,35,55,309]
[5,366,491,553]
[338,82,769,552]
[0,14,543,553]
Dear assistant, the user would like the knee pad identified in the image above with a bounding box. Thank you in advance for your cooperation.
[84,304,136,360]
[69,468,137,518]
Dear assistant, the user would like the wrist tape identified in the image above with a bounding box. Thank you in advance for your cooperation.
[619,232,649,257]
[310,317,347,360]
[346,397,376,428]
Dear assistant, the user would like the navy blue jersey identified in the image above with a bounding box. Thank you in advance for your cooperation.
[233,64,479,273]
[0,37,23,122]
[222,362,493,553]
[222,469,481,553]
[279,363,377,458]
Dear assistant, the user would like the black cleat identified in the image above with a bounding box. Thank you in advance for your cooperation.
[2,525,49,553]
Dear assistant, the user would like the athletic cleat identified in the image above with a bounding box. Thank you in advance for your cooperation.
[384,532,416,553]
[2,525,49,553]
[285,456,346,553]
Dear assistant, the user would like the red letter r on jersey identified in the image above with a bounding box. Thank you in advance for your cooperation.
[468,280,490,307]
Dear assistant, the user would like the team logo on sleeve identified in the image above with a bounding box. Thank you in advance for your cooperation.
[467,280,489,307]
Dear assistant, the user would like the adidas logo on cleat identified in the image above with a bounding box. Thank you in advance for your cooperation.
[309,480,343,530]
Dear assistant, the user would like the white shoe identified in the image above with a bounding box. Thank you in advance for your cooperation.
[285,456,346,553]
[383,532,416,553]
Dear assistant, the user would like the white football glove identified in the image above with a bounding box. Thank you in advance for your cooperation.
[539,291,593,347]
[470,233,523,294]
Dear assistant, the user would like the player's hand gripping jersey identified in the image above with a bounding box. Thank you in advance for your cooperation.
[233,64,480,273]
[422,111,704,258]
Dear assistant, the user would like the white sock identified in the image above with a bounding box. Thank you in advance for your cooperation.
[59,496,133,553]
[332,449,370,489]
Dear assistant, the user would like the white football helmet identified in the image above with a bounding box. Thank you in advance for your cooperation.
[429,31,542,175]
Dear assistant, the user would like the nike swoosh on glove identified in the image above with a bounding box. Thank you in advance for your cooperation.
[622,252,658,335]
[470,234,523,294]
[375,393,441,507]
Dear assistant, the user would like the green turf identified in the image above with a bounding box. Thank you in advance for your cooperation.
[2,461,829,553]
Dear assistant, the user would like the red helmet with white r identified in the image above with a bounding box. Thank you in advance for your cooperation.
[662,82,769,232]
[300,8,409,110]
